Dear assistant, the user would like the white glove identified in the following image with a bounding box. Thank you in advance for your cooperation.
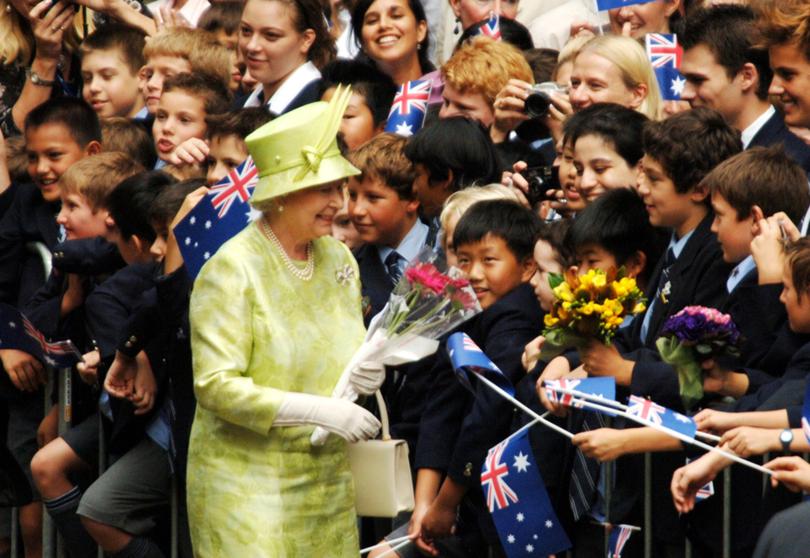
[274,392,381,442]
[348,361,385,396]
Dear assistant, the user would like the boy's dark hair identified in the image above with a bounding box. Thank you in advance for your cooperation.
[319,60,398,127]
[643,106,742,194]
[456,17,534,52]
[705,146,810,226]
[404,117,500,192]
[537,218,574,269]
[79,24,147,75]
[206,108,274,141]
[348,133,416,200]
[567,103,648,167]
[149,178,206,228]
[453,199,541,262]
[567,188,665,286]
[788,238,810,297]
[24,97,101,148]
[107,171,176,242]
[523,48,559,84]
[681,5,771,100]
[162,72,232,117]
[101,117,157,169]
[197,1,243,36]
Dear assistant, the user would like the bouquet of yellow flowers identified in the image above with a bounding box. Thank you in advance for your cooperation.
[539,268,647,360]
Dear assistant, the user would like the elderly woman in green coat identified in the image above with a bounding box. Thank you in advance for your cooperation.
[187,87,385,556]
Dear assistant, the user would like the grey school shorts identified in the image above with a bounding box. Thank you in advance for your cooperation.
[77,438,171,536]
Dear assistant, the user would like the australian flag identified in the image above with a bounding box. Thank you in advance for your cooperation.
[0,303,82,368]
[384,79,432,138]
[173,157,260,279]
[544,377,616,413]
[626,395,697,438]
[483,429,571,557]
[596,0,655,11]
[447,332,514,396]
[606,524,636,558]
[471,12,501,41]
[645,33,686,101]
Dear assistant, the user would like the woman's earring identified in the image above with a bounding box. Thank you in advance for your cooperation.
[277,202,284,213]
[453,17,461,34]
[4,4,12,12]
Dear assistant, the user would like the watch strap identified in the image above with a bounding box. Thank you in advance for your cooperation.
[27,70,56,87]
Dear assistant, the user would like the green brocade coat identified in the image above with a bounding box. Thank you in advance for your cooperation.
[187,222,365,557]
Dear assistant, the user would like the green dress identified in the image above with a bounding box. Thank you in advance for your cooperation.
[187,222,365,557]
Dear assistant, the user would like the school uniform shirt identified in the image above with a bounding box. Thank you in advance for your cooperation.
[240,61,322,116]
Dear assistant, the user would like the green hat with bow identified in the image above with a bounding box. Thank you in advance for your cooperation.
[246,85,360,204]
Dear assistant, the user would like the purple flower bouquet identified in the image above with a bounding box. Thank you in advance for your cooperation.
[656,306,741,410]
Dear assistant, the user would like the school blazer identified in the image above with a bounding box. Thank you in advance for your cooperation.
[626,214,733,407]
[749,110,810,175]
[0,183,60,307]
[353,244,395,326]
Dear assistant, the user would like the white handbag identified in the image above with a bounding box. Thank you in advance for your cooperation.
[348,391,415,517]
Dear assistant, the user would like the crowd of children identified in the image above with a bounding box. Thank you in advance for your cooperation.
[4,0,810,556]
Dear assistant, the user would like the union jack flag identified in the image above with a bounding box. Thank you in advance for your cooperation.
[645,33,686,100]
[545,378,581,406]
[173,157,261,279]
[472,12,501,41]
[482,440,519,512]
[595,0,655,11]
[607,524,636,558]
[384,80,432,137]
[627,395,665,425]
[447,332,515,396]
[0,303,82,368]
[208,156,258,218]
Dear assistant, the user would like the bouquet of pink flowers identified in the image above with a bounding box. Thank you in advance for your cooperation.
[311,248,481,445]
[656,306,741,410]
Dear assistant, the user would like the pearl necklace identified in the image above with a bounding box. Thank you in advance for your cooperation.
[259,218,315,281]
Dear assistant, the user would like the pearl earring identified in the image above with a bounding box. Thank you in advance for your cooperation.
[5,4,12,13]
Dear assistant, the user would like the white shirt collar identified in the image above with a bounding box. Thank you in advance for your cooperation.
[377,219,430,269]
[242,62,321,114]
[741,105,775,149]
[726,255,756,294]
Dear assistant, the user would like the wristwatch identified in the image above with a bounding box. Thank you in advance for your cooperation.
[27,70,56,87]
[779,428,793,453]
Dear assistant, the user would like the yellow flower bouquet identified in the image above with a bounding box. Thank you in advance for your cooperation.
[539,268,647,360]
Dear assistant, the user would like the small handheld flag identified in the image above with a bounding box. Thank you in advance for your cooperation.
[447,332,514,396]
[645,33,686,101]
[384,80,432,138]
[596,0,656,11]
[483,430,571,557]
[544,377,616,411]
[173,157,260,279]
[0,304,82,368]
[626,395,697,438]
[471,12,501,41]
[606,524,638,558]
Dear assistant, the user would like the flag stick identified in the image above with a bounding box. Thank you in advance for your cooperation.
[360,535,413,555]
[544,384,722,443]
[563,396,772,476]
[475,374,574,439]
[375,538,412,558]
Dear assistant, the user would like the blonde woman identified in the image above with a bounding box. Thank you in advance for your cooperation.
[569,34,663,120]
[0,0,153,137]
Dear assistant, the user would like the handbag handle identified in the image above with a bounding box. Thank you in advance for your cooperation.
[374,390,391,441]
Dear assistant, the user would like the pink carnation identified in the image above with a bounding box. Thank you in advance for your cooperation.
[405,263,451,294]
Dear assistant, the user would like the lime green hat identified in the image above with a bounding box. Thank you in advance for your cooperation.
[246,85,361,204]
